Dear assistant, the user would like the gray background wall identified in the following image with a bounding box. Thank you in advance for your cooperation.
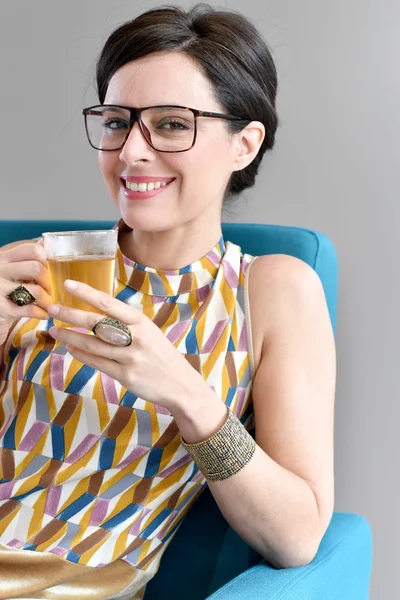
[0,1,397,597]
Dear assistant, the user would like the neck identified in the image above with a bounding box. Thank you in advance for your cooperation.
[118,223,223,270]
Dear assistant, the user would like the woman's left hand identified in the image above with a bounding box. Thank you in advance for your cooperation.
[48,279,208,412]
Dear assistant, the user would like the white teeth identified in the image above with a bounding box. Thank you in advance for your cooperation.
[125,180,170,192]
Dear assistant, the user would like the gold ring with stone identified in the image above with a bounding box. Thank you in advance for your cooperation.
[7,285,36,306]
[92,317,133,347]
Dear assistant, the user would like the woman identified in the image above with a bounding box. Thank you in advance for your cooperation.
[0,4,335,599]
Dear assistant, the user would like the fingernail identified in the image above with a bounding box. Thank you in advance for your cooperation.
[48,305,60,316]
[65,280,78,290]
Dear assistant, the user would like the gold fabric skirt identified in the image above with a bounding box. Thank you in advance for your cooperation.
[0,544,150,600]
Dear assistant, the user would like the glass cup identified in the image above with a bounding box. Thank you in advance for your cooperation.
[42,230,118,326]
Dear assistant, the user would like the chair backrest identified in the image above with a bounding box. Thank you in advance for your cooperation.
[0,220,338,333]
[0,219,338,599]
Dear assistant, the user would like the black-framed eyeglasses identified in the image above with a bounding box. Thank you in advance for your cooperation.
[82,104,250,153]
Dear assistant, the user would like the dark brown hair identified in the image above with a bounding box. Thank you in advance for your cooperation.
[96,3,278,203]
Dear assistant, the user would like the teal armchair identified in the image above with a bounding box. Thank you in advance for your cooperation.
[0,220,372,600]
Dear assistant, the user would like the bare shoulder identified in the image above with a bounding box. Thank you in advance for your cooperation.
[248,253,325,311]
[247,253,327,369]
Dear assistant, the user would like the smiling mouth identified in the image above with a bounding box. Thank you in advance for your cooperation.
[121,178,176,193]
[124,180,168,192]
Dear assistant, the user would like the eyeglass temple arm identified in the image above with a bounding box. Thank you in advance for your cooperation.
[195,110,249,121]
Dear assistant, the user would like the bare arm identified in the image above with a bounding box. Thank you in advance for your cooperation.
[173,255,336,568]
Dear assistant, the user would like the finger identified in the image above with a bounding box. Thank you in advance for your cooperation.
[49,325,120,361]
[0,241,48,267]
[47,304,107,331]
[0,239,40,253]
[65,344,121,380]
[63,280,137,323]
[1,280,52,310]
[1,260,51,294]
[1,302,50,321]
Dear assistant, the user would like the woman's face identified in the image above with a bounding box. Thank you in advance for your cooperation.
[99,52,241,233]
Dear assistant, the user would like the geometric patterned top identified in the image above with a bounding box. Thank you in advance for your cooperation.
[0,226,257,599]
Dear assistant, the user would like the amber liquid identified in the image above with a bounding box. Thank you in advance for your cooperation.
[48,255,115,325]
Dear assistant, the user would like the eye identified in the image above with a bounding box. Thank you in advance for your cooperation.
[156,118,191,131]
[102,118,129,131]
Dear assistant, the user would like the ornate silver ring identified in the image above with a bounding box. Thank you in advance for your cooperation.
[7,285,36,306]
[92,317,132,347]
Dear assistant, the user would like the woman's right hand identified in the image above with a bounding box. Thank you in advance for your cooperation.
[0,241,53,346]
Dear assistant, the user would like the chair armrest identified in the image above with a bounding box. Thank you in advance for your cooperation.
[205,513,372,600]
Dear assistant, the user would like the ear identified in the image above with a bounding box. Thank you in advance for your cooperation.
[232,121,265,171]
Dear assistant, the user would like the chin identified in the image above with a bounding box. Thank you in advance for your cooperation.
[118,207,170,232]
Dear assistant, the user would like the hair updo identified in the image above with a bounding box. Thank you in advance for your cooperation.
[96,3,278,203]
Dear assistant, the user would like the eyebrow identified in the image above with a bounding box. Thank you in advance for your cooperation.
[151,105,187,112]
[90,106,129,115]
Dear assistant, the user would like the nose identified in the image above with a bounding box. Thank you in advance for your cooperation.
[119,121,155,164]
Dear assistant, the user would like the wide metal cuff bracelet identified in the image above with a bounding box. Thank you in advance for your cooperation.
[181,407,256,481]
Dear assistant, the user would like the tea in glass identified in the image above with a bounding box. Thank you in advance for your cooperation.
[42,230,118,324]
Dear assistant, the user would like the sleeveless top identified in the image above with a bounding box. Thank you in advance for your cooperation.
[0,227,258,600]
